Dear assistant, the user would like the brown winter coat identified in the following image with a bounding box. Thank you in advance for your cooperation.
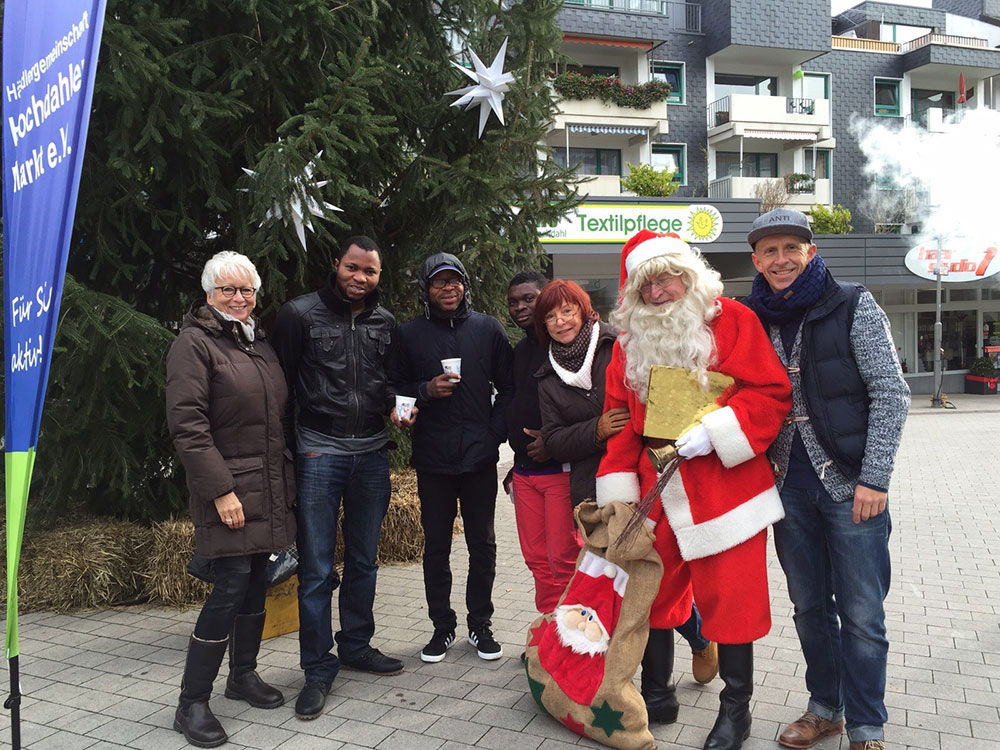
[166,302,296,558]
[537,321,618,507]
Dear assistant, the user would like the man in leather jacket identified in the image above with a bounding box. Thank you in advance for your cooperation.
[272,235,408,720]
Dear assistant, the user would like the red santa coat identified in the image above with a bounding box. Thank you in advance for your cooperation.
[595,298,791,639]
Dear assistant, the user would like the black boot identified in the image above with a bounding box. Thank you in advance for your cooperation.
[174,635,229,748]
[641,628,679,724]
[703,642,753,750]
[224,611,285,708]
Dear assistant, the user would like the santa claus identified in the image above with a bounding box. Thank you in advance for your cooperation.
[596,230,791,750]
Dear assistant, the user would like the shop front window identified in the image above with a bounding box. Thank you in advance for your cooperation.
[917,309,977,372]
[984,313,1000,369]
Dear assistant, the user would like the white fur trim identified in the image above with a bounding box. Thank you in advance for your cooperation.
[595,472,640,507]
[660,474,784,560]
[625,236,691,277]
[578,550,629,596]
[549,321,599,390]
[700,405,756,468]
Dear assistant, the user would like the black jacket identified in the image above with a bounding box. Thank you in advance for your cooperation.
[536,321,618,506]
[797,274,868,479]
[507,329,563,472]
[271,275,399,447]
[398,253,515,474]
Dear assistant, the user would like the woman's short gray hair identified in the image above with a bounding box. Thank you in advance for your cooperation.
[200,251,262,294]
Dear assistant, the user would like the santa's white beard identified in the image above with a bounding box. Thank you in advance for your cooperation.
[615,294,716,402]
[553,604,611,656]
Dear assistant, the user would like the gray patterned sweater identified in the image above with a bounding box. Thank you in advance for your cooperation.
[768,290,910,502]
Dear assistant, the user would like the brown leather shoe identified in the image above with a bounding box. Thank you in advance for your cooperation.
[779,712,845,748]
[691,641,718,684]
[849,741,885,750]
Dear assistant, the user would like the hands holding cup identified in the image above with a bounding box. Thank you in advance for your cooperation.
[427,358,462,398]
[392,394,418,428]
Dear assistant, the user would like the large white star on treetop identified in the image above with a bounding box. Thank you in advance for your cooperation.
[446,37,516,138]
[242,151,342,252]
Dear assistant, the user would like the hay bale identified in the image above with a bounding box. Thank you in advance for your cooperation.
[144,519,213,608]
[13,520,153,612]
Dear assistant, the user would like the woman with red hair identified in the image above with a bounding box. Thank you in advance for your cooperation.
[521,282,628,606]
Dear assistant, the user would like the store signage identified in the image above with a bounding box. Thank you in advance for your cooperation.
[539,203,724,244]
[904,243,999,282]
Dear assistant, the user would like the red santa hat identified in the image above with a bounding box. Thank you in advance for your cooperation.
[557,551,629,651]
[619,229,692,289]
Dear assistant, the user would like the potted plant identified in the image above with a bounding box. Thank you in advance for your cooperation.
[965,355,998,395]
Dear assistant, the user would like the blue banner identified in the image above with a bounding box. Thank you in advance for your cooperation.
[3,0,107,658]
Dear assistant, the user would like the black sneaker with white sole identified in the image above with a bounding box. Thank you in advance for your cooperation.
[468,625,502,660]
[420,628,456,663]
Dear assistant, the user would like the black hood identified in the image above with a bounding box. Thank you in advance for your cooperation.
[418,252,472,319]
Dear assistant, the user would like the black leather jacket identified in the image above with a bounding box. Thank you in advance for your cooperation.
[272,275,399,446]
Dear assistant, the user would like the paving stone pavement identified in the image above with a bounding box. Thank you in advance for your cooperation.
[1,393,998,750]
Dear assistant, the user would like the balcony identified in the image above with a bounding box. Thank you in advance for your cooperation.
[563,0,701,32]
[831,36,899,53]
[708,175,831,209]
[576,174,623,196]
[904,107,959,133]
[554,96,668,138]
[900,33,989,53]
[706,94,832,149]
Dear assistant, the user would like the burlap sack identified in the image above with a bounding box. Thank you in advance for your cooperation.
[524,500,664,750]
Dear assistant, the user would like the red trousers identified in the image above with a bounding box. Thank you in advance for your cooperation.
[512,471,581,613]
[649,521,771,644]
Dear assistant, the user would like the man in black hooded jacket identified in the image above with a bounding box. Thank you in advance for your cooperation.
[397,253,515,663]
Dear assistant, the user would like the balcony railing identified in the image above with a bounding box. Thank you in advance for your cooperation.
[831,36,899,52]
[787,98,815,115]
[707,96,730,128]
[899,32,988,53]
[563,0,701,32]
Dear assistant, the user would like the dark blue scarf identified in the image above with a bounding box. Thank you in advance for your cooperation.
[745,254,827,325]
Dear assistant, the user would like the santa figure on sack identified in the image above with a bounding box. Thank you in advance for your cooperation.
[596,230,791,750]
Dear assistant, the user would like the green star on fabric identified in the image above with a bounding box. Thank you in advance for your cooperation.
[590,700,625,737]
[526,672,546,708]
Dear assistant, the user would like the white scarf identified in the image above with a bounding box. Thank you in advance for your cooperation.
[549,322,600,390]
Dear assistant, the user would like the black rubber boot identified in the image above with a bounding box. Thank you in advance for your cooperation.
[174,635,229,748]
[641,628,679,724]
[224,611,285,708]
[703,642,753,749]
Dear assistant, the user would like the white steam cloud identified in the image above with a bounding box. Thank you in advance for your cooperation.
[851,108,1000,249]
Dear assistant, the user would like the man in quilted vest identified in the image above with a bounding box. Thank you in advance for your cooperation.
[744,209,909,750]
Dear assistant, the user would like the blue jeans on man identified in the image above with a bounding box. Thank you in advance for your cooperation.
[774,485,892,743]
[296,450,391,683]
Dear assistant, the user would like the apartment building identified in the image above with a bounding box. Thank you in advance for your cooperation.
[542,0,1000,394]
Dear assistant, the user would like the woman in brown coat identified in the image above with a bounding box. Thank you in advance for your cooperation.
[535,281,626,508]
[166,251,296,748]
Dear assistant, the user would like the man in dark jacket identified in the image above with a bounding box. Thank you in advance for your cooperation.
[744,209,909,750]
[397,253,515,663]
[272,235,408,720]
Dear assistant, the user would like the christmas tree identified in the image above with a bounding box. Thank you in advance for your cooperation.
[6,0,578,522]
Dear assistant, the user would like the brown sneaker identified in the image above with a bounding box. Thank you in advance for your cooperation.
[849,742,885,750]
[779,712,845,748]
[691,641,718,684]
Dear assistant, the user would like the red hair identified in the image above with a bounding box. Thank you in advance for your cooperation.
[534,280,599,342]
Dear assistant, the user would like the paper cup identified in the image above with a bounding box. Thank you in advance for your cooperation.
[395,395,416,421]
[441,358,462,382]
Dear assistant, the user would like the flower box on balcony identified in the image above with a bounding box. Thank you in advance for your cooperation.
[784,173,815,194]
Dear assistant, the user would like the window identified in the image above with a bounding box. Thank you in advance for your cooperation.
[716,152,778,178]
[911,89,954,127]
[810,149,831,179]
[803,73,830,100]
[875,78,901,116]
[552,147,621,176]
[651,144,685,184]
[652,62,685,104]
[715,73,777,99]
[918,309,977,371]
[566,63,620,78]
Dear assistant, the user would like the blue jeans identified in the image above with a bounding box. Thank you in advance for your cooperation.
[774,485,892,743]
[675,602,709,652]
[296,450,391,683]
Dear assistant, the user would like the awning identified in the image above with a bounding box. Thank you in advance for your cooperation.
[569,124,648,135]
[743,129,817,141]
[563,34,652,50]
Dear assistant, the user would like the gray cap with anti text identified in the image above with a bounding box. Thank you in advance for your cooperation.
[747,208,813,249]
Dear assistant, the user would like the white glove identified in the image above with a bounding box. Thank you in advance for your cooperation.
[675,424,714,459]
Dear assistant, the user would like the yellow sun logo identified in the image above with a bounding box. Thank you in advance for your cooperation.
[687,206,722,242]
